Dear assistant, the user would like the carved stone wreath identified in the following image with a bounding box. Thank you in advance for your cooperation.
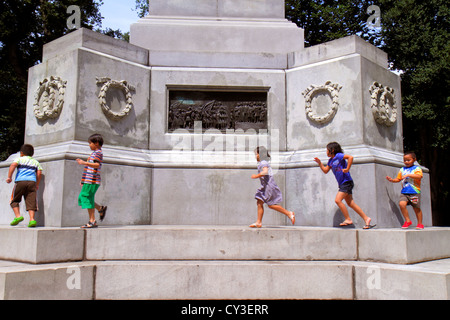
[96,77,135,121]
[302,81,342,124]
[34,76,67,120]
[369,82,397,127]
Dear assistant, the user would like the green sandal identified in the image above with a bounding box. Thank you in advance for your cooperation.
[28,220,37,228]
[10,216,24,226]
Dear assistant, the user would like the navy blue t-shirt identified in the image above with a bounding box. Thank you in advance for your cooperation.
[327,153,353,186]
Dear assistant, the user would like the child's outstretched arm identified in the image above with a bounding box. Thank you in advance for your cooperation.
[387,172,422,183]
[314,158,330,174]
[6,162,18,184]
[386,170,404,183]
[386,176,401,183]
[76,158,100,169]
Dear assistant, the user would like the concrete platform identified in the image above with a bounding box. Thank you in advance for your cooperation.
[84,225,357,261]
[352,259,450,300]
[1,225,449,264]
[0,225,449,300]
[358,227,450,264]
[1,258,448,300]
[0,260,95,300]
[0,227,84,264]
[95,260,353,300]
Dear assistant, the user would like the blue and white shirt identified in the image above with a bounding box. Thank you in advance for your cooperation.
[13,156,43,182]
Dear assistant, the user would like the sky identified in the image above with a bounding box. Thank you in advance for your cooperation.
[100,0,141,33]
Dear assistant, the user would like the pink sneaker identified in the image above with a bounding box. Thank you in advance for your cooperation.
[416,224,424,230]
[401,221,412,229]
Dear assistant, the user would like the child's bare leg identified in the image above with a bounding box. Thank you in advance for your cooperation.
[335,192,352,225]
[267,204,295,224]
[344,194,371,225]
[88,208,96,223]
[250,200,264,227]
[413,207,423,225]
[12,206,21,218]
[399,201,411,222]
[28,210,35,221]
[94,203,107,212]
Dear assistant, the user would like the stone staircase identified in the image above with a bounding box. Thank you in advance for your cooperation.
[0,225,449,300]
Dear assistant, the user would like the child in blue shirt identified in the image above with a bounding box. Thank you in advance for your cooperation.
[386,151,424,229]
[314,142,374,229]
[6,144,42,227]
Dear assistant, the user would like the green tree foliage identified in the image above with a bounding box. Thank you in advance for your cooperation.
[286,0,377,46]
[135,0,149,18]
[0,0,103,160]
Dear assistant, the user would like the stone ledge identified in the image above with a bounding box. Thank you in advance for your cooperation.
[0,227,84,264]
[1,226,449,265]
[94,260,353,300]
[352,259,450,300]
[0,261,95,300]
[43,28,149,65]
[358,227,450,264]
[84,225,357,261]
[1,259,448,300]
[288,35,388,69]
[148,50,288,69]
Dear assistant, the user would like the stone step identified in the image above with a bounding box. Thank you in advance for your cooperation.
[1,259,449,300]
[84,225,357,261]
[1,226,449,264]
[0,227,84,264]
[358,227,450,264]
[95,260,354,300]
[1,225,449,300]
[0,260,95,300]
[353,259,450,300]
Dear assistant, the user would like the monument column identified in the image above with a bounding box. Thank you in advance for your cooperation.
[130,0,304,54]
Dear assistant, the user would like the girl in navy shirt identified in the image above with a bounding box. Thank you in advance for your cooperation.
[314,142,375,229]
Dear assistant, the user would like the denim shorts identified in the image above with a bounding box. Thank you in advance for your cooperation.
[338,181,354,195]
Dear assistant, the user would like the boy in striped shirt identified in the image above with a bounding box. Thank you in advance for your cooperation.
[76,134,107,228]
[6,144,42,227]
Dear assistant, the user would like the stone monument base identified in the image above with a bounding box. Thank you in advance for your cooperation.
[0,226,449,300]
[0,0,432,228]
[0,27,432,228]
